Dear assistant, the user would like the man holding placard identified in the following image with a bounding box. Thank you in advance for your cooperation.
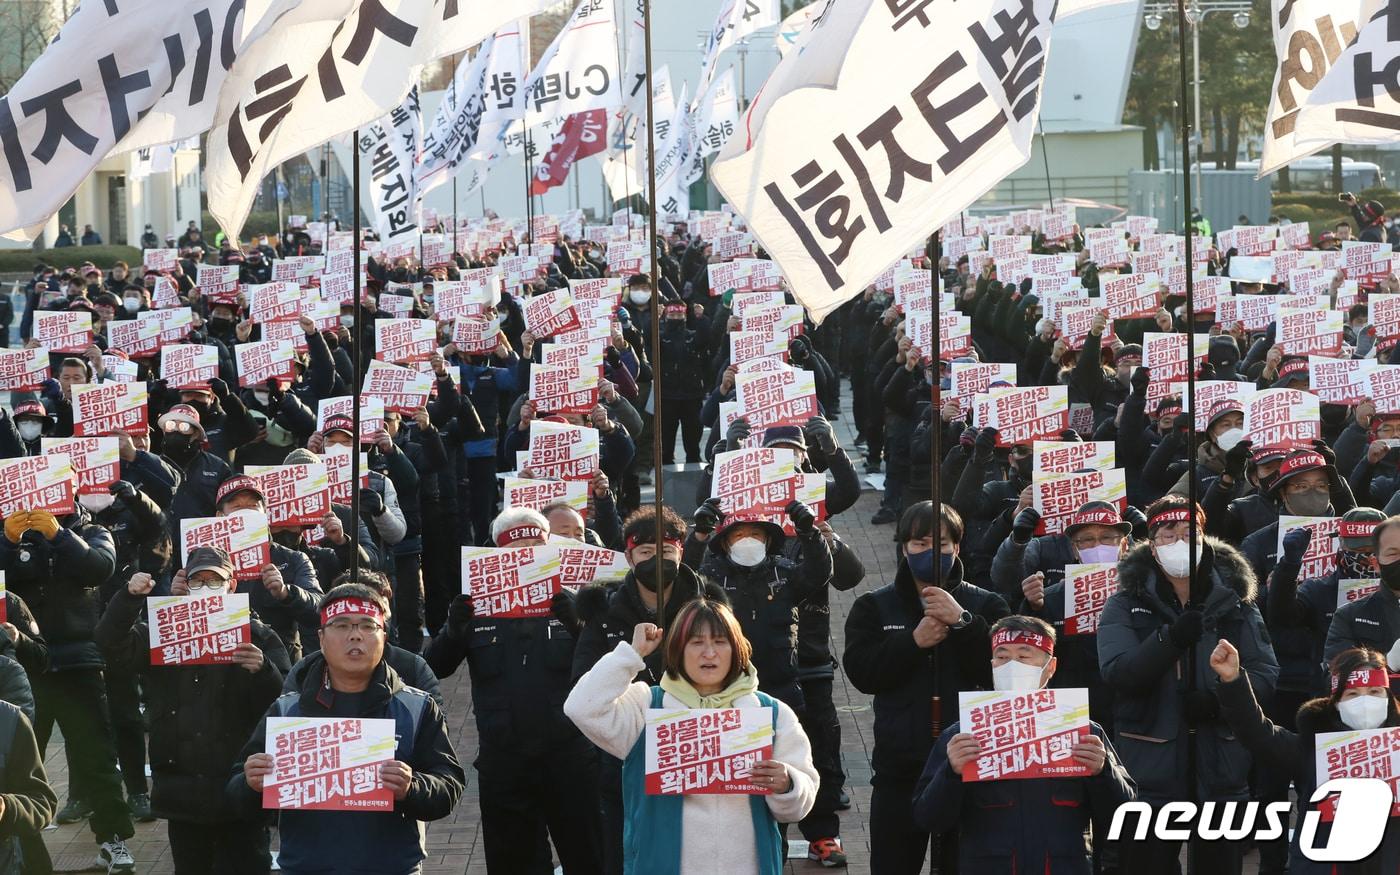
[95,549,289,874]
[231,584,465,873]
[912,616,1134,872]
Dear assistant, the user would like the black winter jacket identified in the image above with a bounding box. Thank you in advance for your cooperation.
[1096,537,1279,802]
[843,557,1009,781]
[95,589,289,822]
[0,510,116,670]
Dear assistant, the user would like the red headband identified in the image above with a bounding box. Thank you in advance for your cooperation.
[320,597,383,626]
[1148,507,1193,530]
[495,524,547,546]
[1279,451,1326,478]
[625,534,684,551]
[1330,668,1389,694]
[1339,521,1380,540]
[1069,509,1122,529]
[1157,405,1183,419]
[991,628,1054,656]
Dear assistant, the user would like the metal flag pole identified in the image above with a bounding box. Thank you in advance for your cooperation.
[929,229,943,739]
[350,130,363,578]
[1174,4,1200,873]
[525,132,536,241]
[1037,117,1055,211]
[642,0,668,630]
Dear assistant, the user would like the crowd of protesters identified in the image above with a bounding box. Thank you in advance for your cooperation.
[0,198,1396,875]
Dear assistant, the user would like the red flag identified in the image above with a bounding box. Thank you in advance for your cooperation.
[530,110,608,195]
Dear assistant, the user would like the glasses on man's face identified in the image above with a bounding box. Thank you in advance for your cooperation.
[186,578,225,592]
[1152,527,1188,546]
[1284,480,1328,496]
[163,420,195,435]
[1072,534,1121,550]
[325,619,383,636]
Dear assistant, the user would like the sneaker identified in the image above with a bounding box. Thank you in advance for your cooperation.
[853,435,867,448]
[127,792,155,823]
[808,838,848,867]
[97,837,135,873]
[55,796,92,824]
[871,507,898,525]
[835,788,852,810]
[864,460,882,474]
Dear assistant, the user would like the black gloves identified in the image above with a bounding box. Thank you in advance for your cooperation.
[208,377,229,400]
[725,417,751,449]
[551,590,580,637]
[1168,609,1204,650]
[693,497,725,535]
[1281,527,1312,565]
[786,500,818,535]
[1012,507,1041,545]
[1310,438,1336,468]
[359,488,385,517]
[1223,439,1252,482]
[108,480,137,502]
[804,416,838,455]
[446,594,474,639]
[1122,505,1148,542]
[1130,365,1151,397]
[974,427,999,464]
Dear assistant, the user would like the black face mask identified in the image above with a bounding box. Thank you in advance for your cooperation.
[271,529,302,549]
[1381,558,1400,592]
[209,316,232,332]
[163,433,197,460]
[185,399,211,418]
[633,557,679,593]
[1013,456,1032,481]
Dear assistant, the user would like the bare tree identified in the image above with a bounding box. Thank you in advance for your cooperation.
[0,0,62,94]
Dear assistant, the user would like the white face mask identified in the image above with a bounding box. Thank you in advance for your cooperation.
[339,314,355,328]
[78,493,116,514]
[1078,544,1120,565]
[123,298,141,313]
[1216,427,1245,452]
[629,290,652,305]
[727,536,768,567]
[1154,540,1202,578]
[16,422,41,441]
[252,390,271,407]
[992,660,1046,692]
[1337,693,1389,730]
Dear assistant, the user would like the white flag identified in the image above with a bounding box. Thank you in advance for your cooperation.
[207,0,552,240]
[698,0,781,93]
[694,67,740,158]
[359,87,421,241]
[1294,0,1400,148]
[652,86,695,220]
[775,0,825,57]
[519,0,624,130]
[710,0,1059,323]
[1258,0,1378,177]
[0,0,304,239]
[601,66,674,203]
[417,41,492,194]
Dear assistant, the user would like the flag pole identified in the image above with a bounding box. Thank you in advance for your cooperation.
[929,229,943,742]
[642,0,668,632]
[350,129,363,579]
[1174,6,1199,873]
[525,132,536,242]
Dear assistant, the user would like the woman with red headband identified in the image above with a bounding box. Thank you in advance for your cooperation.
[564,598,817,874]
[1211,641,1400,872]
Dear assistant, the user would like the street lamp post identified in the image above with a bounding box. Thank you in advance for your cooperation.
[1144,0,1252,216]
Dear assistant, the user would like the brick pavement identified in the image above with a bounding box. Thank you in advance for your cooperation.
[33,402,1258,873]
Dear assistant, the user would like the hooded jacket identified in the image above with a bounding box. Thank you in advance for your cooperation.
[687,526,834,711]
[226,658,465,875]
[94,588,289,822]
[843,557,1009,781]
[1096,537,1279,801]
[1217,674,1400,874]
[0,507,116,671]
[571,564,725,685]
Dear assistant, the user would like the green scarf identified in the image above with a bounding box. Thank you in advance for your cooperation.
[659,661,759,709]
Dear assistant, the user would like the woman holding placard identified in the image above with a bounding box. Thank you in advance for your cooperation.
[564,598,817,874]
[1210,641,1400,872]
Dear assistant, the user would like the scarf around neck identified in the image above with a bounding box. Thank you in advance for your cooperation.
[659,661,759,709]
